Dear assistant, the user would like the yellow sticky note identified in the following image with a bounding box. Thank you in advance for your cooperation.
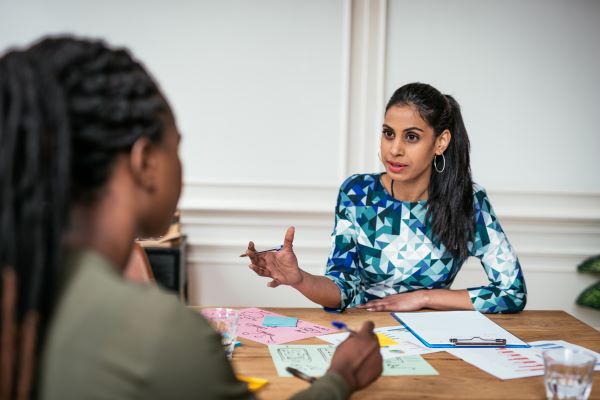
[376,332,398,347]
[237,375,269,392]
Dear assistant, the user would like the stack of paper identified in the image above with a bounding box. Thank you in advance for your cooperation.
[448,340,600,380]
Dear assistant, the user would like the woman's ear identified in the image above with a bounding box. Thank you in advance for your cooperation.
[128,136,157,192]
[435,129,452,155]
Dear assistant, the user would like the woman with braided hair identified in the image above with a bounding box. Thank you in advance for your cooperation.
[0,37,381,400]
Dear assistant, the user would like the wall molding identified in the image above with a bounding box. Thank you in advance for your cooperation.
[180,181,600,221]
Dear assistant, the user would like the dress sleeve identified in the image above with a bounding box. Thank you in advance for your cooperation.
[467,187,527,313]
[323,176,362,312]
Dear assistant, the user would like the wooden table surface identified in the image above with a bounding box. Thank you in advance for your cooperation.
[192,308,600,399]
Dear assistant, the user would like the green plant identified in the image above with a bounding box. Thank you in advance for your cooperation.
[576,255,600,310]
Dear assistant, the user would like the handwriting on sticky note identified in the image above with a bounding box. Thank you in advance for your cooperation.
[237,308,336,345]
[268,344,438,377]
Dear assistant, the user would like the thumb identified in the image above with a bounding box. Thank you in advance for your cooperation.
[283,226,295,250]
[358,320,375,335]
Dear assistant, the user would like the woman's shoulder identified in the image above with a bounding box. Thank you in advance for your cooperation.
[338,173,381,193]
[471,182,496,214]
[472,182,487,197]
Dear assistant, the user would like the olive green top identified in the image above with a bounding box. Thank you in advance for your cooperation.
[40,249,350,400]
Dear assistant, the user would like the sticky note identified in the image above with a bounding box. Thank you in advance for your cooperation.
[236,375,268,392]
[376,332,398,347]
[262,316,298,327]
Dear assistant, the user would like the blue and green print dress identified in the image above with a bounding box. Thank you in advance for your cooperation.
[324,173,527,313]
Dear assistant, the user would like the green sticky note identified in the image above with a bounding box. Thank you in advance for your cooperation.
[263,316,298,327]
[383,355,439,376]
[268,345,438,377]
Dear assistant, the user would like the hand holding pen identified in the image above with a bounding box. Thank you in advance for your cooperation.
[285,321,382,392]
[239,245,283,257]
[245,227,303,288]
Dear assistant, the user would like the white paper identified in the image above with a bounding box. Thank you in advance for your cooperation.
[393,311,528,347]
[447,347,545,380]
[318,326,443,359]
[448,340,600,380]
[528,340,600,371]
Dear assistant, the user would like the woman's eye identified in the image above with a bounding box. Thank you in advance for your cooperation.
[382,130,394,139]
[405,133,419,142]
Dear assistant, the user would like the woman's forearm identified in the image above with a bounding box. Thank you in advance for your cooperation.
[292,270,342,309]
[422,289,474,310]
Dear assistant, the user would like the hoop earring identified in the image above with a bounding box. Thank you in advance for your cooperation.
[433,153,446,173]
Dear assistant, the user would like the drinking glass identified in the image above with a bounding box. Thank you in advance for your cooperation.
[202,308,239,359]
[543,348,596,400]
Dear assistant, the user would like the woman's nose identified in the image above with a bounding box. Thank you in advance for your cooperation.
[390,139,404,156]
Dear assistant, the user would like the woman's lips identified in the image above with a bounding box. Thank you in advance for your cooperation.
[387,161,407,173]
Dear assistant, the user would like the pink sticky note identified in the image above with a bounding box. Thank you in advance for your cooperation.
[236,308,337,345]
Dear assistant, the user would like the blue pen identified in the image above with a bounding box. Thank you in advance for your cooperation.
[331,321,357,334]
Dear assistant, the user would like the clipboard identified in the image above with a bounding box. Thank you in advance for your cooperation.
[392,311,530,348]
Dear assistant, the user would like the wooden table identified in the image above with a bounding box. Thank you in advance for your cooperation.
[221,308,600,399]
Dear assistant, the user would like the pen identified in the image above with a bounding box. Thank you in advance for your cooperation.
[286,367,317,383]
[239,245,283,258]
[331,321,357,334]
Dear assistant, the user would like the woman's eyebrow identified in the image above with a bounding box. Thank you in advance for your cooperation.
[382,124,394,131]
[403,126,424,133]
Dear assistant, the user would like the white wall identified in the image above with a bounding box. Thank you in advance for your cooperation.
[386,0,600,193]
[385,0,600,326]
[2,0,600,328]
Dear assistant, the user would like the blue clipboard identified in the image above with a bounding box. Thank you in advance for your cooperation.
[391,311,531,349]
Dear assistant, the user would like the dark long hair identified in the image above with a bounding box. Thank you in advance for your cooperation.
[0,36,167,399]
[385,83,474,260]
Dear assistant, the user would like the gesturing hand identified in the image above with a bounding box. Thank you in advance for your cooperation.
[356,291,428,312]
[246,226,303,288]
[328,321,382,391]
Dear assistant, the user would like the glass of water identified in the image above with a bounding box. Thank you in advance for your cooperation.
[201,308,239,359]
[543,348,596,400]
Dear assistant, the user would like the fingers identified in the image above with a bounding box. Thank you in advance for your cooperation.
[358,320,375,335]
[283,226,295,251]
[267,280,280,288]
[358,300,388,312]
[248,263,272,278]
[245,241,259,262]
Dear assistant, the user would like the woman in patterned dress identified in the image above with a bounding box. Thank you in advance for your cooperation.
[246,83,526,314]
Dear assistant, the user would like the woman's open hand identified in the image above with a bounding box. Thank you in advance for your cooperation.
[356,291,428,312]
[246,227,303,288]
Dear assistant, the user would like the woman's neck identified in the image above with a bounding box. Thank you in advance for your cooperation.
[64,184,138,271]
[383,172,429,202]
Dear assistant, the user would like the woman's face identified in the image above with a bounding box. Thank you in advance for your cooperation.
[143,115,183,236]
[380,104,448,186]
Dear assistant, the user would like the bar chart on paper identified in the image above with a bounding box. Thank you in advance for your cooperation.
[448,347,545,380]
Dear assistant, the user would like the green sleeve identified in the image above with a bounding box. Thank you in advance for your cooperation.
[289,373,351,400]
[142,306,254,400]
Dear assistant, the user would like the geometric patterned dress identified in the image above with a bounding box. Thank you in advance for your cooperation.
[324,173,527,313]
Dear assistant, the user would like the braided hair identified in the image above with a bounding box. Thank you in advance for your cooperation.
[0,36,168,399]
[385,83,474,260]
